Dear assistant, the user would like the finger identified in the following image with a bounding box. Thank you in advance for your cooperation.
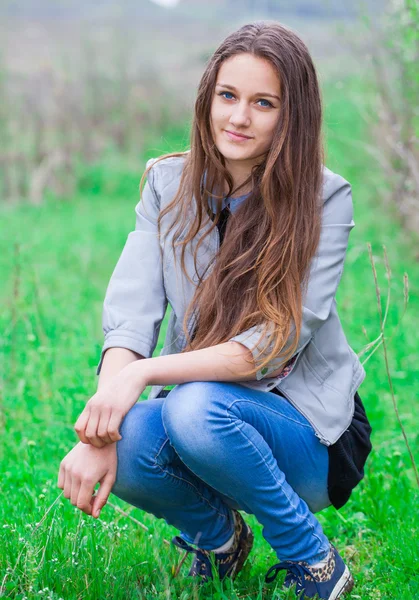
[57,462,65,489]
[63,467,71,500]
[76,478,96,516]
[85,407,102,448]
[70,473,82,507]
[96,407,114,445]
[87,432,107,449]
[74,408,91,444]
[92,473,115,519]
[91,439,107,449]
[107,409,123,443]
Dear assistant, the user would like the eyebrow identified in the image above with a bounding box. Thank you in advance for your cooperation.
[215,83,280,102]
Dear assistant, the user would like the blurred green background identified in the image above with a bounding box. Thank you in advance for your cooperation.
[1,1,418,598]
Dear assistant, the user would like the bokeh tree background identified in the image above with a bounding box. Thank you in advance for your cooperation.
[1,1,418,598]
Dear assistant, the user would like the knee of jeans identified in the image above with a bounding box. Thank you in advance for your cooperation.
[162,381,221,453]
[112,400,165,497]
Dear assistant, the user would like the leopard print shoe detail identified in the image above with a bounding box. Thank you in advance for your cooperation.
[265,543,354,599]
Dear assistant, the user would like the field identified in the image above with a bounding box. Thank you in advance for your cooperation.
[1,72,418,598]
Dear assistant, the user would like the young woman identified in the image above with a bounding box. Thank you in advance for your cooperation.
[58,21,372,599]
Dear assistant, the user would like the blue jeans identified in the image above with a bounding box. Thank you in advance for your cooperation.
[111,381,331,564]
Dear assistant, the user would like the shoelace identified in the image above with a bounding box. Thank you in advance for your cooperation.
[265,560,323,595]
[172,534,241,579]
[172,535,208,555]
[172,536,216,578]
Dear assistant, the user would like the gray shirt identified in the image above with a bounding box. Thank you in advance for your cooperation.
[98,155,366,445]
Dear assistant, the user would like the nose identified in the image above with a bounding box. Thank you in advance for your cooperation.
[229,101,251,129]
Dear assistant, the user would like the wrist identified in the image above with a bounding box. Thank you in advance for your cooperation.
[123,358,151,388]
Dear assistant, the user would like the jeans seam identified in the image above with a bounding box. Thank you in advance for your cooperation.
[227,397,313,430]
[153,437,229,521]
[224,404,327,551]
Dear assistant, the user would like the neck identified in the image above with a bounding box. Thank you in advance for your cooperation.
[223,167,251,197]
[223,156,263,197]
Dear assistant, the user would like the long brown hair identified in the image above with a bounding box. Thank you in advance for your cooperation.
[140,21,324,377]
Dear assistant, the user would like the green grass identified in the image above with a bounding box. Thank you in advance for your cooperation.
[1,74,418,599]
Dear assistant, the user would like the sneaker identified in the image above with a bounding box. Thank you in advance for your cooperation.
[264,543,354,599]
[171,509,254,583]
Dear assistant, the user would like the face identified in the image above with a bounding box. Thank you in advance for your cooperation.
[210,53,281,177]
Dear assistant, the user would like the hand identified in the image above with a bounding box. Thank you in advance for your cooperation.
[57,441,117,518]
[74,364,146,448]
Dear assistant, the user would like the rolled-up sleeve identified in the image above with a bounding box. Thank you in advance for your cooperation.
[229,172,355,381]
[96,159,168,374]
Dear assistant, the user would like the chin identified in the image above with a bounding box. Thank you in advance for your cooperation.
[216,141,253,162]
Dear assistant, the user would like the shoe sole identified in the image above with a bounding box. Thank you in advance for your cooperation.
[228,523,255,581]
[329,565,355,600]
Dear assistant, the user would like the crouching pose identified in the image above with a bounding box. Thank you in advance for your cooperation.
[58,20,372,599]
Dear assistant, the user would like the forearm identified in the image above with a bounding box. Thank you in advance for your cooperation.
[77,342,284,449]
[98,347,144,390]
[130,341,284,388]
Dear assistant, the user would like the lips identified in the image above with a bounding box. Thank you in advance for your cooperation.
[224,130,253,141]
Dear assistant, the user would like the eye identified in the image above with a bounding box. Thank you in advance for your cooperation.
[257,98,274,108]
[219,91,235,100]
